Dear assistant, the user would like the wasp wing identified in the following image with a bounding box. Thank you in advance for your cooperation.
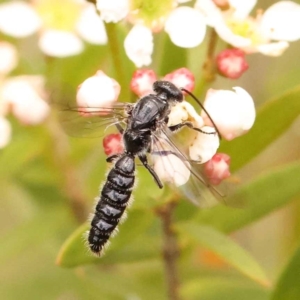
[150,127,224,208]
[57,102,132,138]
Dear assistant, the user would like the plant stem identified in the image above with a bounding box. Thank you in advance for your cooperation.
[157,201,181,300]
[104,23,126,88]
[203,28,218,82]
[46,114,88,223]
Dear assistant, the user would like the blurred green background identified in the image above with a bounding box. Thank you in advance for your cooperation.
[1,0,300,299]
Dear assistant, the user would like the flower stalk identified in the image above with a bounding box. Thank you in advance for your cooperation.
[203,28,218,82]
[156,200,181,300]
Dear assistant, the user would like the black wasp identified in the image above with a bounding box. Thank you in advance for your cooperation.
[61,81,223,256]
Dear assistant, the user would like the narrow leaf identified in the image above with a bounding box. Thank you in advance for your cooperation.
[181,277,270,300]
[178,223,270,286]
[194,161,300,233]
[56,209,157,267]
[271,243,300,300]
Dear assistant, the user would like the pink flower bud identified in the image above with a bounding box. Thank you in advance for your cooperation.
[130,69,157,97]
[103,133,123,156]
[216,49,249,79]
[76,71,120,116]
[204,153,231,185]
[163,68,195,93]
[212,0,229,10]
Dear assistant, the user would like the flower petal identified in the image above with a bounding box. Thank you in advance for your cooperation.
[76,4,108,45]
[0,42,18,75]
[124,24,153,67]
[153,153,191,186]
[168,101,204,128]
[228,0,257,19]
[1,76,49,125]
[96,0,129,23]
[189,126,220,163]
[39,30,84,57]
[76,71,120,111]
[214,18,252,48]
[195,0,222,27]
[257,41,289,56]
[0,1,41,38]
[165,7,206,48]
[260,1,300,42]
[202,87,255,140]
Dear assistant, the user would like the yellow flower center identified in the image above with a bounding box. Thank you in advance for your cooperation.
[227,17,263,45]
[34,0,81,31]
[129,0,175,30]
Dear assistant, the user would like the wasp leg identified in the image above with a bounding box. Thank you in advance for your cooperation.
[168,122,216,135]
[138,154,163,189]
[115,123,124,134]
[106,154,120,163]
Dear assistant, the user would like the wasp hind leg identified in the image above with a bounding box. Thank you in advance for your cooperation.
[138,154,163,189]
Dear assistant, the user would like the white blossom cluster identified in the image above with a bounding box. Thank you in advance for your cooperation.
[96,0,300,65]
[0,42,49,148]
[0,0,298,64]
[0,0,107,57]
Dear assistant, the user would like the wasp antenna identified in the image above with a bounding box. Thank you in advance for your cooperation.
[181,88,222,140]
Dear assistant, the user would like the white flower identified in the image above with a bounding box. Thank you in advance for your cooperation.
[201,87,255,140]
[260,1,300,42]
[76,5,108,45]
[168,101,204,128]
[96,0,130,23]
[0,0,107,57]
[196,0,300,56]
[0,1,41,38]
[0,42,18,75]
[76,71,120,113]
[165,6,206,48]
[124,24,154,67]
[189,126,219,163]
[39,29,84,57]
[0,116,12,148]
[1,75,49,125]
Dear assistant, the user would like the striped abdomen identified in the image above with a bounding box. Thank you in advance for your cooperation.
[88,154,135,255]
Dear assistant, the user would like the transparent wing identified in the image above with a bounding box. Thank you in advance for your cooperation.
[150,127,225,208]
[56,102,131,138]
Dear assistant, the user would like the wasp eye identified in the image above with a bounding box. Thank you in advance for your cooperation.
[153,81,183,102]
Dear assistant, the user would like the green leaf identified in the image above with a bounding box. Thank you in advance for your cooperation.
[194,161,300,233]
[181,277,270,300]
[56,208,158,267]
[177,223,270,285]
[271,243,300,300]
[220,85,300,171]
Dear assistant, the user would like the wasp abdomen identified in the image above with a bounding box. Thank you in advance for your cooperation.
[88,155,135,255]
